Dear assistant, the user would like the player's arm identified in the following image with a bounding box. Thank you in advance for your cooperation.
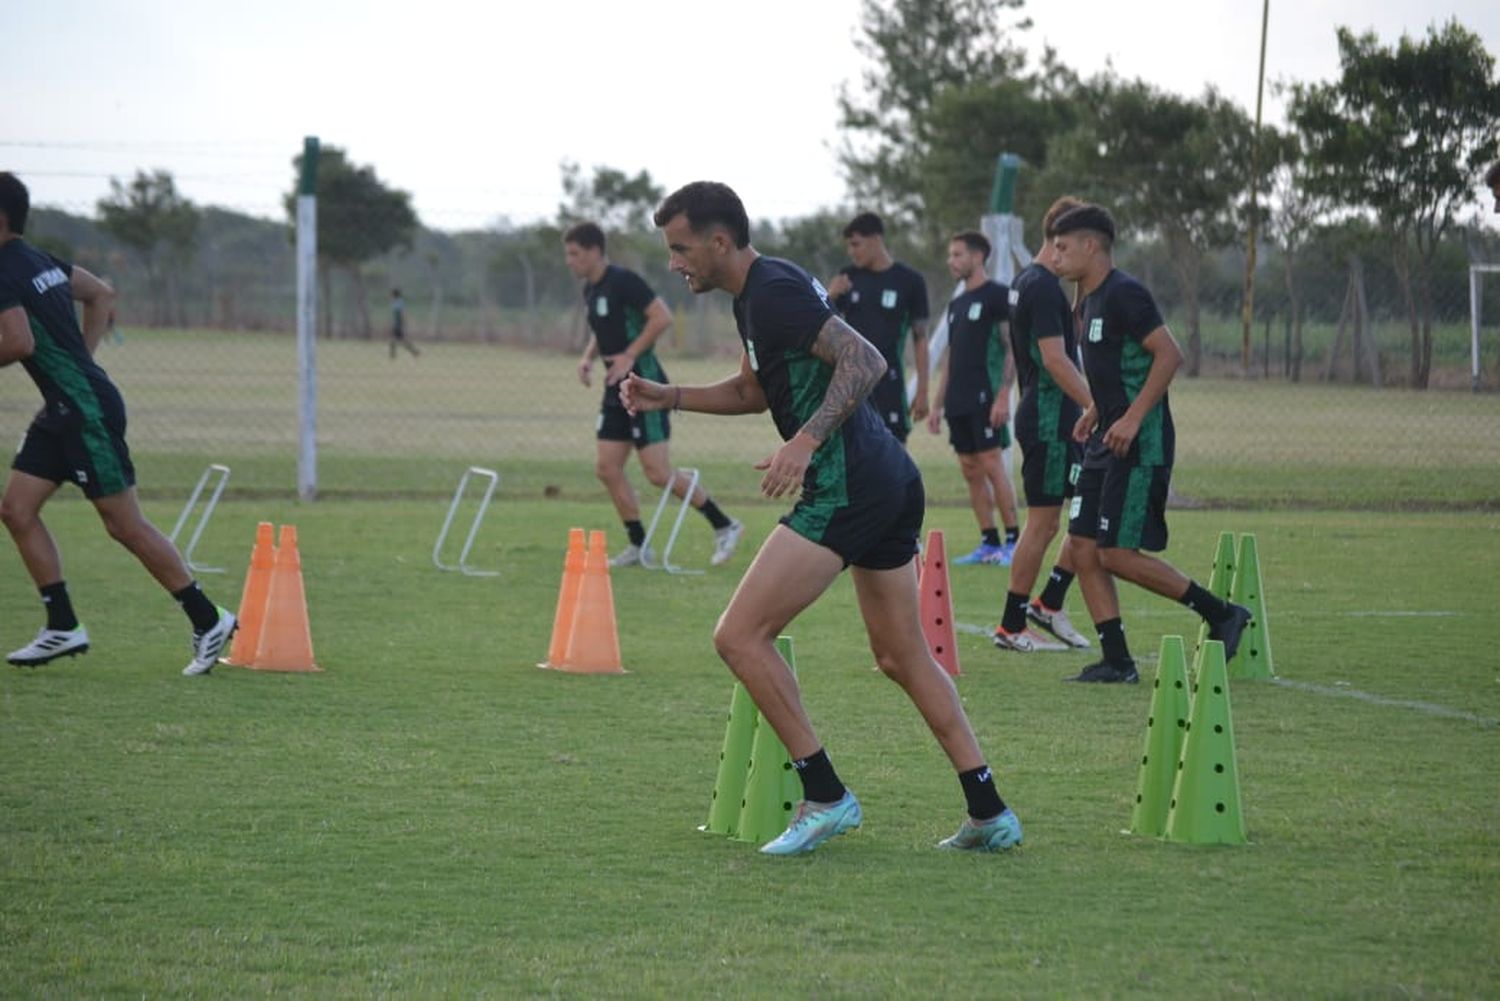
[605,297,671,385]
[577,333,599,386]
[1039,336,1093,412]
[927,339,950,434]
[620,351,766,417]
[909,318,930,421]
[1101,326,1181,457]
[0,304,35,366]
[71,266,115,356]
[988,325,1014,428]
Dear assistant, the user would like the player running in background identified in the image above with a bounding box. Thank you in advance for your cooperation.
[1050,204,1250,683]
[824,212,930,445]
[563,222,742,568]
[927,231,1020,565]
[623,181,1021,855]
[993,196,1094,652]
[0,172,236,676]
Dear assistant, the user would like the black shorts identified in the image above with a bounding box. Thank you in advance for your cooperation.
[869,372,910,443]
[781,474,923,571]
[1067,459,1170,552]
[1019,436,1082,508]
[597,405,670,448]
[13,396,136,500]
[946,411,1011,455]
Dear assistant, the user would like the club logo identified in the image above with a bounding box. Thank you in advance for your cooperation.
[968,302,983,321]
[746,340,760,372]
[881,289,898,309]
[595,297,609,317]
[1088,318,1104,342]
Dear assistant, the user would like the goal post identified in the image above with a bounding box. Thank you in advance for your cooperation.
[1471,263,1499,393]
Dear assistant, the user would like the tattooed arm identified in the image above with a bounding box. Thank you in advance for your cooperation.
[755,313,886,498]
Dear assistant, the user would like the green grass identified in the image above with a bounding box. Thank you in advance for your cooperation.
[2,497,1497,996]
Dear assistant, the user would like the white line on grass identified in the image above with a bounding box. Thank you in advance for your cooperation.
[1269,678,1497,727]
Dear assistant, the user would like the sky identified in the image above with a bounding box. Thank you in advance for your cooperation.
[5,0,1497,230]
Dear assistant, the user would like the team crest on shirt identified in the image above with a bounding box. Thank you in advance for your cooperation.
[746,340,760,372]
[595,297,609,317]
[881,289,898,309]
[1008,288,1020,306]
[967,302,983,321]
[1088,318,1103,342]
[850,290,861,303]
[810,277,831,306]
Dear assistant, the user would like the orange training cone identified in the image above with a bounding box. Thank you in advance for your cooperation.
[249,524,320,672]
[223,521,275,666]
[918,529,961,677]
[540,528,587,669]
[556,530,624,674]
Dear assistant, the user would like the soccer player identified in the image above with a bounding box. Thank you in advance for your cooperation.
[1050,204,1250,683]
[0,172,236,676]
[388,287,420,359]
[562,222,742,568]
[824,212,930,444]
[926,231,1020,565]
[622,182,1020,855]
[993,197,1094,652]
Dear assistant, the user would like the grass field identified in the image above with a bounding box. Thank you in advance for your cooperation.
[2,495,1496,996]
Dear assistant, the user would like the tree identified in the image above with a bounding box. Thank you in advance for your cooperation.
[557,162,664,231]
[285,145,418,337]
[1265,133,1326,383]
[97,169,200,326]
[1287,21,1500,388]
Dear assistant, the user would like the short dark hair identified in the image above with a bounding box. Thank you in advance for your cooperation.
[1486,162,1500,188]
[951,230,991,261]
[391,287,402,296]
[842,212,884,239]
[1051,204,1116,248]
[1042,196,1085,239]
[563,221,606,252]
[0,172,31,235]
[653,181,750,248]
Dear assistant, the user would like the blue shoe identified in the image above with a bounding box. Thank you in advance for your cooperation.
[985,541,1016,566]
[954,543,1004,565]
[938,807,1023,852]
[759,791,862,855]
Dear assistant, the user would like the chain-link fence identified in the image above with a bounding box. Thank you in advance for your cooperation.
[5,203,1498,510]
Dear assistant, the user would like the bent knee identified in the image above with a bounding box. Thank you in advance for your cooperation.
[642,466,672,489]
[1097,546,1128,574]
[0,498,36,532]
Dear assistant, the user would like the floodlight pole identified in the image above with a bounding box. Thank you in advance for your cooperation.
[296,136,319,501]
[1240,0,1270,373]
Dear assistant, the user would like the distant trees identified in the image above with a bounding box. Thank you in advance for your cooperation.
[97,169,200,326]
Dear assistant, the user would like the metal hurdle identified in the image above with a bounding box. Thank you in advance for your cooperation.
[640,467,705,575]
[169,463,231,574]
[433,466,500,576]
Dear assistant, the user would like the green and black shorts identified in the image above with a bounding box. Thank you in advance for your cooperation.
[1067,458,1170,552]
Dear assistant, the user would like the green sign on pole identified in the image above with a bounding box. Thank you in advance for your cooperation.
[988,152,1021,214]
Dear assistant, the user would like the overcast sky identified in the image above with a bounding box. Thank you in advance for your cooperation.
[5,0,1497,230]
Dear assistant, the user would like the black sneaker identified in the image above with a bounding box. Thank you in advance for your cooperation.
[1064,659,1139,684]
[1209,604,1253,662]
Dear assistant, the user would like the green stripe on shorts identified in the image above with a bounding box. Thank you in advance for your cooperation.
[640,408,668,446]
[787,499,835,544]
[1117,465,1154,550]
[1043,440,1068,497]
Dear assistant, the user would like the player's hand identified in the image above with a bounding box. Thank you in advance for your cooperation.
[825,273,852,300]
[604,353,635,386]
[619,373,670,415]
[927,406,943,435]
[910,396,929,422]
[1072,406,1095,444]
[576,357,593,387]
[989,396,1009,428]
[1103,412,1140,458]
[753,433,817,499]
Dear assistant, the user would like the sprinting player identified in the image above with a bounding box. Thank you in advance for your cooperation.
[0,172,236,676]
[563,222,742,568]
[389,287,420,359]
[993,196,1094,652]
[622,181,1021,855]
[926,231,1020,565]
[1050,204,1250,683]
[824,212,930,444]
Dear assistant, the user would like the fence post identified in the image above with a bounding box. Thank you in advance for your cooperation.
[296,136,319,501]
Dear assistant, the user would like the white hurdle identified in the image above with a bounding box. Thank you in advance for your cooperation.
[169,463,231,574]
[433,466,500,576]
[640,467,705,575]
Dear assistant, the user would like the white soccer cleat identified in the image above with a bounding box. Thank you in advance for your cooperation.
[710,519,744,567]
[183,608,237,676]
[608,544,653,569]
[8,626,90,666]
[1028,602,1091,649]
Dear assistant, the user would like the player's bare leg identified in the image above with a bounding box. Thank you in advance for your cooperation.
[637,442,706,507]
[0,470,64,587]
[90,487,193,592]
[594,440,640,522]
[977,449,1019,538]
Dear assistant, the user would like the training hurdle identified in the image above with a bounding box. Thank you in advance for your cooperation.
[640,467,704,575]
[433,466,500,576]
[169,463,230,574]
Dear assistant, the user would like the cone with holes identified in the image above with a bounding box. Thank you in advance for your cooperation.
[700,681,758,837]
[553,530,624,674]
[1164,640,1246,845]
[917,530,961,676]
[1227,533,1274,680]
[1129,635,1192,837]
[539,528,587,669]
[222,521,275,666]
[730,635,800,843]
[248,524,319,672]
[1194,531,1237,667]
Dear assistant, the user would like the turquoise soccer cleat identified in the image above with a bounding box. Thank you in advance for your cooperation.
[938,807,1023,852]
[759,791,862,856]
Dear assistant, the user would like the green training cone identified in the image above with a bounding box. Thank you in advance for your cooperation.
[1195,532,1238,665]
[1165,641,1247,845]
[1228,533,1275,680]
[730,636,800,844]
[1129,635,1192,837]
[701,681,758,837]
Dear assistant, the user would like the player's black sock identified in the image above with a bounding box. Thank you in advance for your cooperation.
[981,527,1001,548]
[1004,526,1019,546]
[697,498,731,530]
[1038,567,1074,611]
[624,520,646,547]
[1180,581,1232,625]
[1096,617,1132,664]
[1001,591,1030,634]
[40,581,79,631]
[958,765,1006,821]
[172,581,220,633]
[792,748,846,804]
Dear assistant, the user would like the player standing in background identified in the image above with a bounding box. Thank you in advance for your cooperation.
[563,222,742,568]
[993,196,1094,652]
[388,287,420,359]
[927,231,1020,565]
[623,182,1021,855]
[824,212,930,445]
[0,172,237,676]
[1051,204,1250,683]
